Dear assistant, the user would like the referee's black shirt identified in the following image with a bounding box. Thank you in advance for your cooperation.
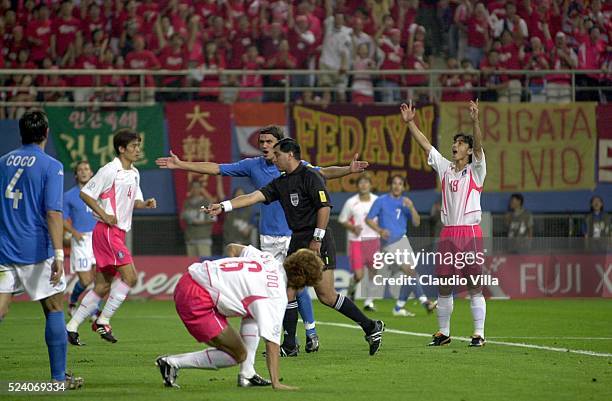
[260,163,332,233]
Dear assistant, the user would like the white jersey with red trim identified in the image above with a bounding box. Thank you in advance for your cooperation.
[427,147,486,226]
[338,193,379,241]
[81,158,143,232]
[188,245,288,345]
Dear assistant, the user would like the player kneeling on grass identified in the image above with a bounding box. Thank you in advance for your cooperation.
[156,244,322,390]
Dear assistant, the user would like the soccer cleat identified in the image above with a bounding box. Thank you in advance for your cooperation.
[428,331,451,346]
[156,356,180,388]
[279,344,299,357]
[423,300,438,314]
[364,320,385,356]
[469,335,486,347]
[62,372,84,390]
[305,333,320,353]
[363,303,376,312]
[92,321,117,343]
[237,373,272,387]
[67,331,85,346]
[392,308,416,317]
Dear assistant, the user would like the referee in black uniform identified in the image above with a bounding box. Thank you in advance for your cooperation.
[205,138,384,356]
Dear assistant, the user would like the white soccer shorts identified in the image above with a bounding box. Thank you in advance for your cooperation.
[0,257,67,301]
[382,235,418,269]
[70,232,96,273]
[259,235,292,263]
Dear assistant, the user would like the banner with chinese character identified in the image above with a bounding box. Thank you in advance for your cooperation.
[439,102,597,192]
[46,106,165,171]
[165,102,232,223]
[232,103,287,157]
[597,104,612,183]
[289,104,438,192]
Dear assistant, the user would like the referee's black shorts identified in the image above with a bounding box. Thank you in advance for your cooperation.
[288,228,336,270]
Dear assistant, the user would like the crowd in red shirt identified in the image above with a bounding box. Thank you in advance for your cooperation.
[0,0,609,106]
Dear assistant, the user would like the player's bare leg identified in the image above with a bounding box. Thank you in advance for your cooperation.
[363,266,377,311]
[92,263,137,342]
[67,270,114,345]
[314,270,385,355]
[0,292,12,323]
[157,325,247,388]
[430,284,453,346]
[42,292,83,389]
[467,280,486,347]
[347,266,364,301]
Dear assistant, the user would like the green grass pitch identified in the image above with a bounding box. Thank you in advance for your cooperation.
[1,299,610,401]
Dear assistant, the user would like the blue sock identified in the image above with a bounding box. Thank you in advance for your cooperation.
[296,289,317,336]
[413,278,425,299]
[45,311,67,381]
[395,283,411,311]
[70,281,86,304]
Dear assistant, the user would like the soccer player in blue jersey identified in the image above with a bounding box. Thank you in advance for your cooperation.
[366,175,436,316]
[64,161,99,318]
[0,111,83,388]
[156,126,367,358]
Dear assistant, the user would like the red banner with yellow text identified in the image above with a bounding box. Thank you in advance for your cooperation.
[165,102,232,225]
[596,103,612,183]
[290,104,438,192]
[439,102,597,192]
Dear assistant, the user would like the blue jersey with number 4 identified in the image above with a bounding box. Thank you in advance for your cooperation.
[0,145,64,264]
[367,194,412,246]
[63,185,96,233]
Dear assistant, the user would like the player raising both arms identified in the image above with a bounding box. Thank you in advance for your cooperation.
[156,244,322,390]
[66,129,157,345]
[401,99,487,347]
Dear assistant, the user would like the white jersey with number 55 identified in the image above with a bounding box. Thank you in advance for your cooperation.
[188,245,288,344]
[428,147,486,226]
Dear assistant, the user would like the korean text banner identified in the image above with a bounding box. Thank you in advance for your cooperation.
[46,106,165,171]
[439,102,597,192]
[290,104,438,192]
[165,102,232,219]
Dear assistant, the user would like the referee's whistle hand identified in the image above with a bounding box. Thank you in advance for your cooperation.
[308,240,322,256]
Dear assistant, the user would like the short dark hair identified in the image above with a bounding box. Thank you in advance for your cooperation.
[510,193,524,206]
[113,128,141,155]
[389,174,406,187]
[274,138,301,159]
[590,195,604,212]
[259,125,285,142]
[73,160,90,175]
[19,110,49,145]
[454,133,474,163]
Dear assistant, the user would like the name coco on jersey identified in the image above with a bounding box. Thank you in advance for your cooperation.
[373,274,499,287]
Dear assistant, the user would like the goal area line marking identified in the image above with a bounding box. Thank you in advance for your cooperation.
[317,321,612,358]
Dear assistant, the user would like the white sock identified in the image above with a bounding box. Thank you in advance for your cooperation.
[436,295,454,337]
[395,300,406,309]
[67,291,101,332]
[419,295,428,304]
[97,280,130,325]
[239,318,259,378]
[470,293,486,338]
[166,349,237,369]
